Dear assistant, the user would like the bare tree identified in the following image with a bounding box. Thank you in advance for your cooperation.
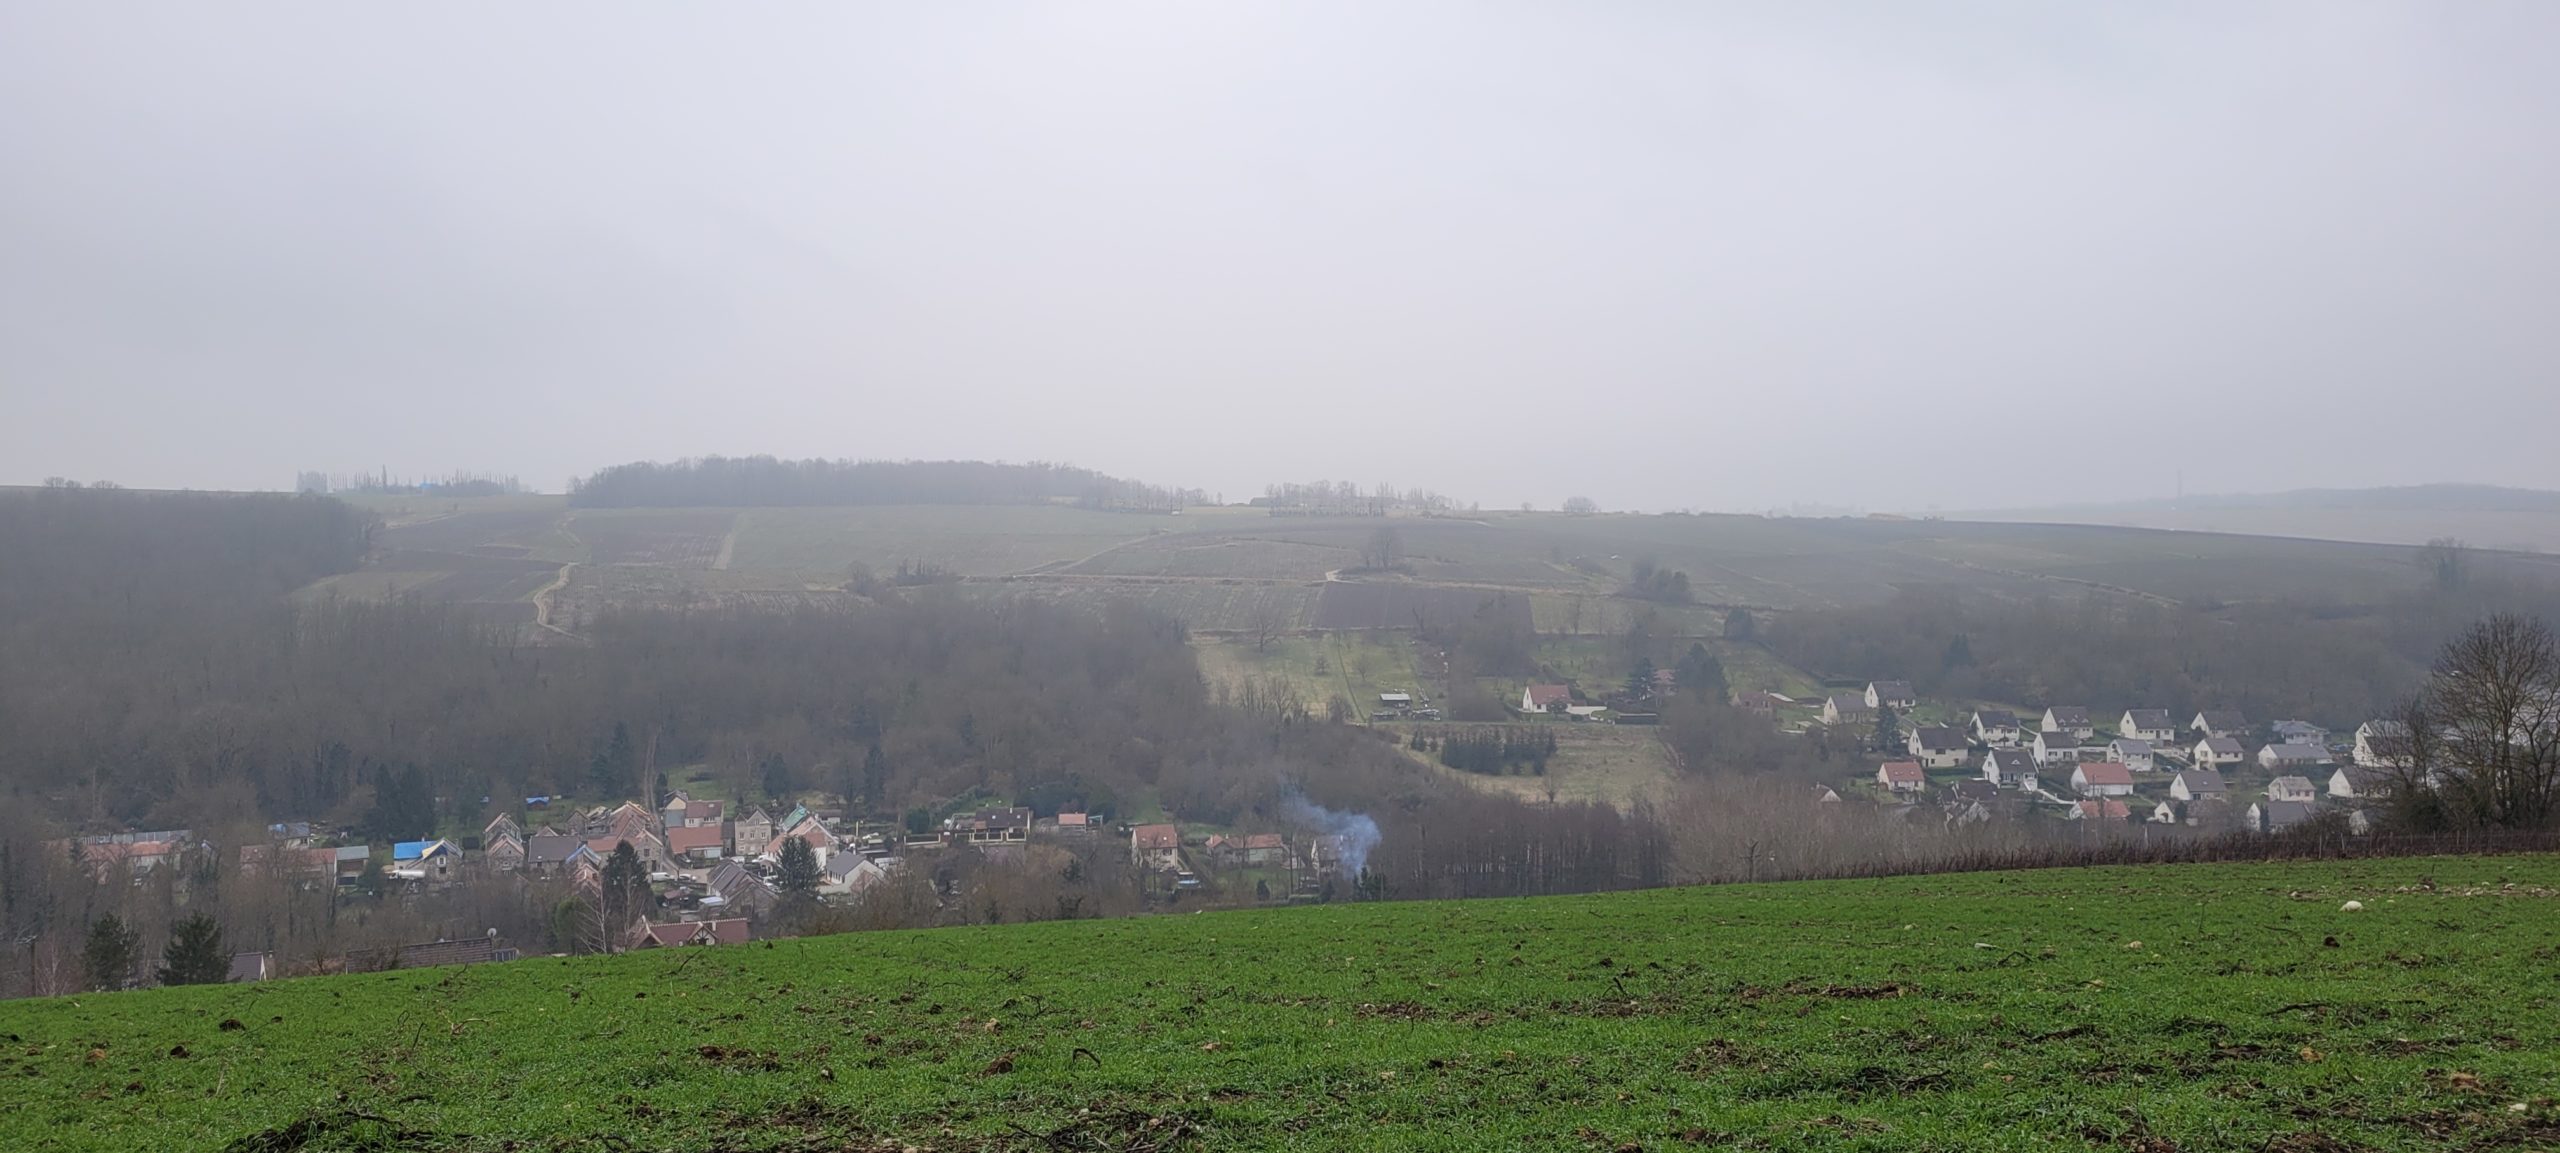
[2419,537,2472,593]
[1359,526,1404,571]
[1562,496,1599,516]
[2390,613,2560,830]
[1249,598,1288,653]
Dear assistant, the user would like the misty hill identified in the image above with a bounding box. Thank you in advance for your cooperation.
[567,456,1205,510]
[1955,484,2560,552]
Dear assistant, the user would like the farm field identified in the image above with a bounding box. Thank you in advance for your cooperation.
[1417,722,1681,807]
[6,855,2556,1151]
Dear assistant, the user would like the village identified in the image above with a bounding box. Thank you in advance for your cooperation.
[63,788,1375,982]
[1769,681,2411,835]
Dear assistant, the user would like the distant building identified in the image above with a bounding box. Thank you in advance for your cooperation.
[2041,707,2095,740]
[1864,681,1917,710]
[2118,710,2177,743]
[1972,710,2023,747]
[1131,824,1182,871]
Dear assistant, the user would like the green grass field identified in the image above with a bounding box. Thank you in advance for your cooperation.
[9,856,2556,1151]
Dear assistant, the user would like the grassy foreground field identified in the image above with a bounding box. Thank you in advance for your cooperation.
[8,857,2559,1151]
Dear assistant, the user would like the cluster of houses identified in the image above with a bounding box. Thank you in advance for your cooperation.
[1835,683,2411,834]
[1129,823,1350,895]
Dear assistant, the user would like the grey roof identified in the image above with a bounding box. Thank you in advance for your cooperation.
[2262,743,2329,762]
[2175,770,2227,794]
[2259,799,2319,830]
[1912,726,1965,751]
[2199,737,2245,755]
[1988,749,2036,773]
[2196,710,2249,730]
[2110,738,2154,755]
[1869,680,1914,697]
[525,834,586,866]
[1828,693,1869,710]
[2046,706,2092,725]
[1973,709,2018,728]
[2122,709,2174,729]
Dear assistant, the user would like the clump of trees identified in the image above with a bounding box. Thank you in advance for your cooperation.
[2383,613,2560,831]
[1412,727,1557,775]
[1622,557,1693,604]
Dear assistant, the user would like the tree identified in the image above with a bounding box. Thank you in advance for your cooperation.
[1676,643,1728,700]
[1942,633,1975,670]
[2420,537,2471,593]
[600,841,648,944]
[2389,613,2560,830]
[1359,526,1404,571]
[157,913,228,986]
[1873,702,1901,753]
[1724,607,1757,642]
[903,806,934,836]
[859,743,888,812]
[760,753,794,804]
[362,765,435,842]
[83,914,140,991]
[1562,496,1599,516]
[355,857,386,900]
[1250,598,1288,653]
[776,836,821,899]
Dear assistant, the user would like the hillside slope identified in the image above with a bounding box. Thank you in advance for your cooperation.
[7,856,2557,1151]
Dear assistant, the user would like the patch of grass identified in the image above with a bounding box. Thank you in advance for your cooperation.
[1421,723,1679,808]
[13,856,2556,1151]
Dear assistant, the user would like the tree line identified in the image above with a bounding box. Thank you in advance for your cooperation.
[567,456,1207,510]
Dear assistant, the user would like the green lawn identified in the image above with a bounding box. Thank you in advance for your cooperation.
[8,856,2558,1150]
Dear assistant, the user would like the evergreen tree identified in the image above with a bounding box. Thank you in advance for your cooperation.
[355,857,386,900]
[362,765,435,841]
[1676,642,1728,700]
[759,753,794,803]
[1873,702,1902,752]
[600,841,648,944]
[859,743,888,811]
[1943,633,1975,670]
[82,914,140,992]
[776,837,822,903]
[157,913,228,986]
[1723,606,1757,641]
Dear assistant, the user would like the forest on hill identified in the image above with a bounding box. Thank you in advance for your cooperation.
[566,456,1207,510]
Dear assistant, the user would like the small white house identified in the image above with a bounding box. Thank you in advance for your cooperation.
[2041,707,2095,740]
[1982,748,2037,790]
[2265,775,2319,804]
[2149,800,2180,825]
[2194,737,2245,769]
[2032,730,2082,766]
[2328,765,2392,800]
[2170,770,2227,802]
[2118,710,2178,744]
[2249,798,2318,834]
[2192,711,2250,741]
[1906,726,1969,769]
[1972,710,2022,747]
[2257,743,2330,771]
[1865,681,1918,710]
[2270,720,2328,747]
[2070,761,2137,798]
[1876,761,1927,794]
[2108,738,2156,774]
[2354,720,2411,769]
[1821,693,1871,726]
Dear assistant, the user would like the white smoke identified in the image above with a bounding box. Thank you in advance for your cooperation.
[1285,796,1381,876]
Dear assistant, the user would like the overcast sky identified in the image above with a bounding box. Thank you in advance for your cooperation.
[5,3,2556,511]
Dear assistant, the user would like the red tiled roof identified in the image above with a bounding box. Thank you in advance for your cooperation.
[1878,761,1926,784]
[1525,684,1572,709]
[665,825,724,855]
[1131,824,1180,850]
[2075,761,2135,787]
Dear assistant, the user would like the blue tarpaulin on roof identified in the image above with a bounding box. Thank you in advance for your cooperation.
[393,840,431,861]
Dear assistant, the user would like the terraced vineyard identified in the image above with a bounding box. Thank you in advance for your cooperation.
[7,855,2556,1151]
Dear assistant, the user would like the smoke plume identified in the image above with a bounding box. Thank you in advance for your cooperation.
[1285,796,1381,876]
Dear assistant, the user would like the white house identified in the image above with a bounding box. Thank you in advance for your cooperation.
[2170,770,2227,802]
[1865,681,1917,710]
[1982,748,2037,790]
[2149,800,2180,825]
[2257,743,2330,771]
[1523,684,1573,714]
[1972,710,2022,747]
[2192,711,2250,741]
[2118,710,2177,744]
[2032,730,2082,766]
[2108,738,2156,774]
[2194,737,2246,769]
[2041,707,2095,740]
[1876,761,1927,794]
[1906,726,1969,769]
[2328,766,2392,800]
[2265,775,2319,804]
[2069,761,2137,798]
[2354,720,2411,769]
[1822,693,1871,726]
[2249,798,2318,834]
[2271,720,2328,748]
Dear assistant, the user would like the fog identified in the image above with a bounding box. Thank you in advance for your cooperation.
[5,2,2556,511]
